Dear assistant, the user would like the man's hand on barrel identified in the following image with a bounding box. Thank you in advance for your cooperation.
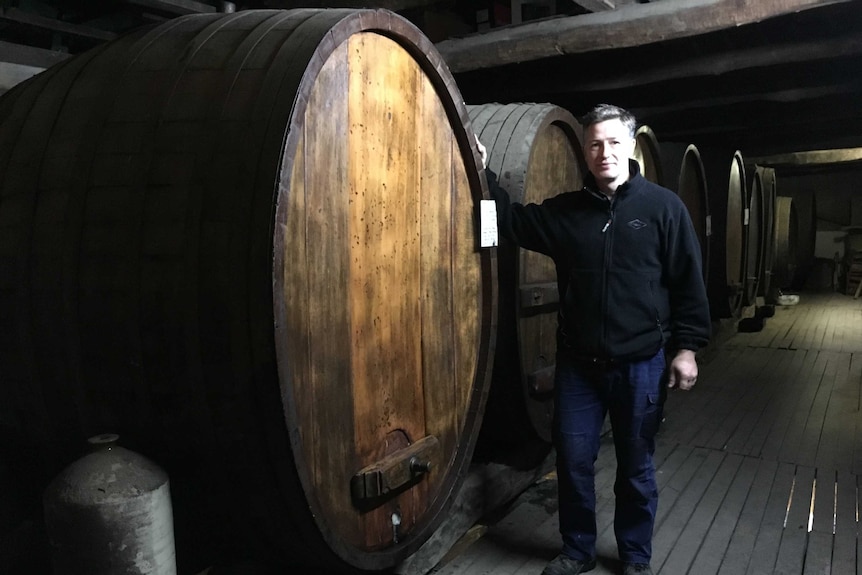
[475,134,487,169]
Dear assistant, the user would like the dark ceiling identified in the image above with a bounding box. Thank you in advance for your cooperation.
[2,0,861,172]
[443,1,862,165]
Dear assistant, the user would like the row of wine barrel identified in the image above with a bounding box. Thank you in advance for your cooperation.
[0,7,809,575]
[633,128,810,320]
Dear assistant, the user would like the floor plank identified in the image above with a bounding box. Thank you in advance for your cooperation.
[658,453,743,574]
[772,465,814,575]
[831,472,857,574]
[746,462,797,575]
[719,458,780,573]
[686,454,759,575]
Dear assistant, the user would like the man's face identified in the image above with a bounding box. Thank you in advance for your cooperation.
[583,118,636,185]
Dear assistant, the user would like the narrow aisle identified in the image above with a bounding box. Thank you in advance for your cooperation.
[431,292,862,575]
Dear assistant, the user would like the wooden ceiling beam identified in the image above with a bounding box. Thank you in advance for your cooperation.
[632,80,862,120]
[0,7,117,41]
[641,99,862,137]
[451,30,862,110]
[570,0,643,10]
[1,61,43,95]
[0,40,71,68]
[262,0,434,10]
[636,95,862,155]
[122,0,217,15]
[435,0,854,73]
[570,0,616,12]
[534,30,862,96]
[749,148,862,167]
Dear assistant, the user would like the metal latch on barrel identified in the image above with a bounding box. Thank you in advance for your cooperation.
[528,364,556,395]
[350,435,439,503]
[519,282,559,309]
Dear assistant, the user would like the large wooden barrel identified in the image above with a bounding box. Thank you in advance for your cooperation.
[758,167,778,299]
[773,196,799,292]
[469,103,585,450]
[0,10,495,573]
[660,143,710,283]
[703,149,748,319]
[633,125,664,185]
[744,167,766,306]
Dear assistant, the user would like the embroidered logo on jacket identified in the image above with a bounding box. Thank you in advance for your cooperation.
[627,219,647,230]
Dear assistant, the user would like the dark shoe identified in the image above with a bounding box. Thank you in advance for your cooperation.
[542,553,597,575]
[622,563,653,575]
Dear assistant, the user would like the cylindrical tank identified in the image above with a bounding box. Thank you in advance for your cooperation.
[758,167,777,299]
[43,434,176,575]
[660,142,710,284]
[0,9,495,573]
[787,190,817,290]
[773,196,799,293]
[469,102,585,450]
[703,148,748,319]
[744,166,765,306]
[633,125,664,186]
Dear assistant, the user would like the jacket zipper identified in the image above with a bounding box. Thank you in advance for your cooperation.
[651,281,664,349]
[601,198,614,353]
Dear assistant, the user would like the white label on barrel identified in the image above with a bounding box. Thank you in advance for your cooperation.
[744,208,750,226]
[480,200,498,247]
[706,215,712,236]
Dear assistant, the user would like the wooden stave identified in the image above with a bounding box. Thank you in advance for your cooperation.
[0,9,496,572]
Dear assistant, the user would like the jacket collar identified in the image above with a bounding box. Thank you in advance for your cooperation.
[583,159,643,201]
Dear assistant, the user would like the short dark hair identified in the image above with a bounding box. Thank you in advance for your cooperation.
[580,104,637,138]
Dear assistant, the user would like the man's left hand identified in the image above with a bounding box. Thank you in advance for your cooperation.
[668,349,698,391]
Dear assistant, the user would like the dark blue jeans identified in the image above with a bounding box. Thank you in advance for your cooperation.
[554,349,666,564]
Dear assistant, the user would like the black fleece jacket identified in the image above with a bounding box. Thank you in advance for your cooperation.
[488,160,711,361]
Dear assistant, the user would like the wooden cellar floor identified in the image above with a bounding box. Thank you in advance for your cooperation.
[429,291,862,575]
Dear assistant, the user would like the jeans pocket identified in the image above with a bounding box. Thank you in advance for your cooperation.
[640,393,663,440]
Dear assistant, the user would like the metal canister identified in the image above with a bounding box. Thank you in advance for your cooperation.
[43,433,176,575]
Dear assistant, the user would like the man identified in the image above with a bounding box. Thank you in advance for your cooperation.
[479,104,711,575]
